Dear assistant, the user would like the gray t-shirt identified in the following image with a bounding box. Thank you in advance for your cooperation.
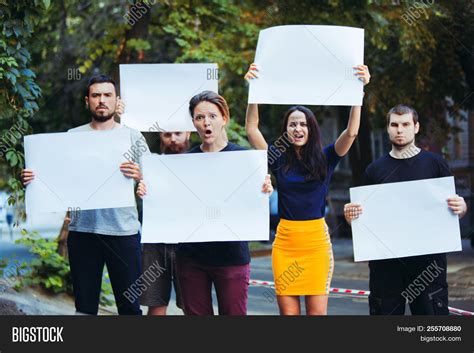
[67,123,150,236]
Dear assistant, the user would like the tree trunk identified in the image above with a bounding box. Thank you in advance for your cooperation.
[116,3,151,65]
[56,214,70,258]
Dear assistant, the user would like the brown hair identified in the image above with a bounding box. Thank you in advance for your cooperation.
[188,90,230,122]
[387,104,419,125]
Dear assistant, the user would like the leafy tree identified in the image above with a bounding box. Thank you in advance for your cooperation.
[0,0,45,215]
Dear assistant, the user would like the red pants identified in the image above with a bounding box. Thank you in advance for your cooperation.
[176,256,250,315]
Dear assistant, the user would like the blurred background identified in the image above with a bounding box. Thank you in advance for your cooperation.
[1,0,473,242]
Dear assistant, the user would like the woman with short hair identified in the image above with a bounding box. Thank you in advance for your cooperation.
[137,90,273,315]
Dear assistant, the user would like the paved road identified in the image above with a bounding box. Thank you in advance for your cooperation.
[247,256,370,315]
[245,239,474,315]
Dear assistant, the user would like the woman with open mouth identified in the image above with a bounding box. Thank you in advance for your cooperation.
[137,90,273,315]
[244,63,370,315]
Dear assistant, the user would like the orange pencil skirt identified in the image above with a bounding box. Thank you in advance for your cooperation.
[272,218,334,296]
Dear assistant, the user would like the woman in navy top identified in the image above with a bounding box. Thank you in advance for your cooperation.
[245,63,370,315]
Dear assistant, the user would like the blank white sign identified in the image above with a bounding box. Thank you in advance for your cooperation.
[24,129,135,215]
[120,63,219,132]
[248,25,364,106]
[350,177,462,262]
[141,150,269,243]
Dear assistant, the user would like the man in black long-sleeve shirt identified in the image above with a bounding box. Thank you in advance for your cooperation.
[344,104,467,315]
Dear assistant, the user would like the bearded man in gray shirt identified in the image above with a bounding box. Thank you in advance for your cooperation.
[21,74,149,315]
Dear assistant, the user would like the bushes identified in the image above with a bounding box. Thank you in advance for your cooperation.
[7,229,114,307]
[15,230,72,293]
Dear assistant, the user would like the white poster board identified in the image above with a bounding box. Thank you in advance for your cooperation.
[120,63,219,132]
[350,177,462,262]
[248,25,364,106]
[24,129,135,214]
[141,150,269,243]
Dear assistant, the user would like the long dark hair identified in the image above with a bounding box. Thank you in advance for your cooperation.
[281,106,327,182]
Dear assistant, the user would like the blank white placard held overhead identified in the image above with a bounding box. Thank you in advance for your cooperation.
[24,128,135,215]
[141,150,269,243]
[120,63,219,132]
[350,177,461,262]
[248,25,364,106]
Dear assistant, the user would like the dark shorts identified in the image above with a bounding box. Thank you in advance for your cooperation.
[140,243,182,308]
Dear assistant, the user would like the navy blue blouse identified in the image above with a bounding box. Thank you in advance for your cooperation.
[268,143,341,220]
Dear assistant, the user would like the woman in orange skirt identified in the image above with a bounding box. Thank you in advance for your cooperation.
[244,63,370,315]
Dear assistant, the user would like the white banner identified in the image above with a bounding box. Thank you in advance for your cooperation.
[24,129,135,214]
[350,177,462,262]
[249,25,364,106]
[120,63,219,132]
[141,150,269,243]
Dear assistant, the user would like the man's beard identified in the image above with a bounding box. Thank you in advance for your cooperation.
[161,141,189,154]
[90,108,115,123]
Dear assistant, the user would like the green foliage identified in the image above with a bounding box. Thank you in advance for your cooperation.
[0,2,43,117]
[100,272,115,308]
[127,38,151,52]
[1,1,44,217]
[0,258,27,291]
[15,230,72,293]
[226,119,250,147]
[2,0,473,152]
[0,258,7,277]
